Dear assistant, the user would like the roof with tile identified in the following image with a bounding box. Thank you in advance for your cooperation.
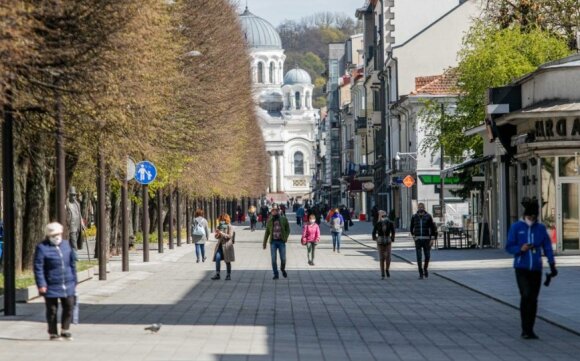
[412,69,459,95]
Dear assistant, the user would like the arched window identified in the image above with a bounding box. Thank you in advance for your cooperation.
[305,92,311,109]
[295,91,301,110]
[294,152,304,175]
[269,62,275,83]
[257,62,264,83]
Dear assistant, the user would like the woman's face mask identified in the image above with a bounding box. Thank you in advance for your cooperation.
[219,221,226,225]
[309,219,316,224]
[49,235,62,246]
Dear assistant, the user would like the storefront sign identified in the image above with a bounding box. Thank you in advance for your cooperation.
[535,118,580,139]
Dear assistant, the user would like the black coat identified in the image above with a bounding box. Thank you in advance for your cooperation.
[410,212,437,240]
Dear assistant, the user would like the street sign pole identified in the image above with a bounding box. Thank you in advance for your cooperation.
[142,185,149,262]
[157,189,163,253]
[168,185,174,249]
[121,178,129,272]
[176,185,181,247]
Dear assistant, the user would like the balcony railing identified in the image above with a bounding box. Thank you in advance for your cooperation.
[392,157,417,174]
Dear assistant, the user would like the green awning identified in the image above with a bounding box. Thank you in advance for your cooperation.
[418,175,462,185]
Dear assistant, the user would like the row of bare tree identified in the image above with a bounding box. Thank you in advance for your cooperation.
[1,0,268,273]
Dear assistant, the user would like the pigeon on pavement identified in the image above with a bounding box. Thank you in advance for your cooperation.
[144,323,162,333]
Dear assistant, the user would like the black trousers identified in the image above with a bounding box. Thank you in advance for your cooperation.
[414,239,431,275]
[45,296,74,335]
[515,268,542,335]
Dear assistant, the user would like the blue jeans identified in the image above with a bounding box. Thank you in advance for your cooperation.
[215,247,231,274]
[270,240,286,276]
[332,232,341,251]
[195,243,205,260]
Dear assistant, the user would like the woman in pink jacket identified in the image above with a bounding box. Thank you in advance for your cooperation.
[301,214,320,266]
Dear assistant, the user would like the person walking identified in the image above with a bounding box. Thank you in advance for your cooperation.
[263,204,290,280]
[371,205,379,227]
[329,208,344,253]
[211,213,235,280]
[372,210,396,279]
[33,222,77,341]
[248,205,258,231]
[301,214,320,266]
[236,205,243,224]
[409,203,437,279]
[192,209,210,263]
[340,205,351,232]
[296,204,305,226]
[260,204,269,228]
[506,198,557,340]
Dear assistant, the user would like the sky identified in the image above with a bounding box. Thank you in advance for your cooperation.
[238,0,364,26]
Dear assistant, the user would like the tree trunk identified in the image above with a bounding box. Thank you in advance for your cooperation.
[109,188,121,255]
[22,137,49,270]
[13,136,29,275]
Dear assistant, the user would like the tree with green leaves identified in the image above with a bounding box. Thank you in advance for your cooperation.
[421,23,571,159]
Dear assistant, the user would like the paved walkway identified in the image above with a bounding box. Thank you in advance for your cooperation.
[0,215,579,360]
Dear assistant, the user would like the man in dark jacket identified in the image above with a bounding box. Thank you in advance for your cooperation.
[410,203,437,279]
[34,222,77,340]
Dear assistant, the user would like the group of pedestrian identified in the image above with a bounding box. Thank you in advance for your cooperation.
[32,192,558,342]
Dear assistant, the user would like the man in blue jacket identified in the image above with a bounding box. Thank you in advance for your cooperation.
[34,222,77,341]
[506,198,557,340]
[410,203,437,279]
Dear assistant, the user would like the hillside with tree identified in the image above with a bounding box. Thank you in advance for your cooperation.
[277,12,361,108]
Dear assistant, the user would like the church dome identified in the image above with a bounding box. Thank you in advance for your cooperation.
[284,68,312,85]
[239,7,282,50]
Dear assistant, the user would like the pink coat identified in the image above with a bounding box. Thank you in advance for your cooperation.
[301,223,320,244]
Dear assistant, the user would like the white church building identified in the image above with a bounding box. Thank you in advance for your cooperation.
[239,7,319,203]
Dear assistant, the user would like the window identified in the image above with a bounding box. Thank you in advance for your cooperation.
[305,92,311,109]
[257,62,264,83]
[294,152,304,175]
[269,62,275,83]
[295,92,302,110]
[286,93,292,110]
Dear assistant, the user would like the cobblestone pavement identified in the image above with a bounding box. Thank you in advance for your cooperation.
[1,216,579,361]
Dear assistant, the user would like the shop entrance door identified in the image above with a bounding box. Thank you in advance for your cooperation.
[558,181,580,252]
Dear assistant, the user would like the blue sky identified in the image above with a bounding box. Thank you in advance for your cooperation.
[239,0,364,26]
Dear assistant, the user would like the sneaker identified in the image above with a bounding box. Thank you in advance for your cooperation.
[49,334,61,341]
[424,269,429,278]
[60,331,73,341]
[381,274,385,280]
[418,275,424,280]
[225,274,231,281]
[282,270,287,278]
[386,270,390,278]
[308,261,312,266]
[272,275,279,280]
[211,274,220,280]
[196,259,200,263]
[202,257,207,262]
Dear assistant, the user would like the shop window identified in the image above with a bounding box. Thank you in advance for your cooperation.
[541,157,556,228]
[558,156,579,177]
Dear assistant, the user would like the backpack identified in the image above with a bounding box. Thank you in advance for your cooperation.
[192,219,205,237]
[331,217,342,232]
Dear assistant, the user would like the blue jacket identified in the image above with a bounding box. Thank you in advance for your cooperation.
[34,239,77,298]
[296,207,305,218]
[506,221,555,272]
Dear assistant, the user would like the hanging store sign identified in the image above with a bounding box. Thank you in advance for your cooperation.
[534,118,580,140]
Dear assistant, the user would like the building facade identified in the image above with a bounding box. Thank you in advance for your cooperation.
[239,7,319,204]
[468,54,580,253]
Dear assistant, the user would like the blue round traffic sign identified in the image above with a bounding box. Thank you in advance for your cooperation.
[134,161,157,185]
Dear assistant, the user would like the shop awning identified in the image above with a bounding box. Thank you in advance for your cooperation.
[441,155,494,178]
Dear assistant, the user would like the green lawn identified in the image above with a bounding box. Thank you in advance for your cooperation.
[0,260,97,295]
